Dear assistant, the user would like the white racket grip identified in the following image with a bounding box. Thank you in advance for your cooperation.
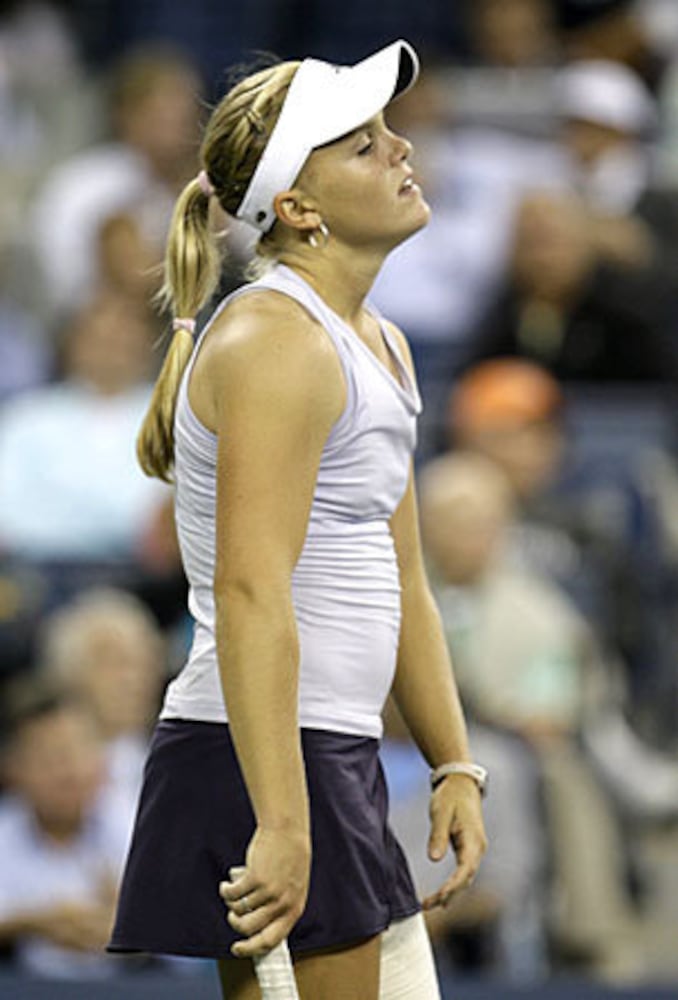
[254,939,300,999]
[228,867,300,1000]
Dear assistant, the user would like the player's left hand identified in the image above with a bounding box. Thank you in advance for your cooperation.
[422,774,488,910]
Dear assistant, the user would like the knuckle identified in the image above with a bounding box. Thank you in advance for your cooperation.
[258,930,275,952]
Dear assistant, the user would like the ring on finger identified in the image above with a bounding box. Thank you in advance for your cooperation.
[241,895,253,914]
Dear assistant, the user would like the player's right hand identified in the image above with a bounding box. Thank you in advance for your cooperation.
[219,825,311,957]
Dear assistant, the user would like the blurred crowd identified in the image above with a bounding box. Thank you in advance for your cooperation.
[1,0,678,989]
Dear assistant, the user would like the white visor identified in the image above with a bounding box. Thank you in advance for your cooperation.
[235,39,419,233]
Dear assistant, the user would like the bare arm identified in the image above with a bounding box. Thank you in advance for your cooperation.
[388,326,487,906]
[389,467,472,771]
[198,294,345,955]
[0,875,117,953]
[0,902,114,953]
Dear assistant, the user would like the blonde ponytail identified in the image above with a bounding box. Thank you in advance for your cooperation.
[137,59,299,482]
[137,177,222,482]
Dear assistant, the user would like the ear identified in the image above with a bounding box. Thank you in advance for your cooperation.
[272,189,323,235]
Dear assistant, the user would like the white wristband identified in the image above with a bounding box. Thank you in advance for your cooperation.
[430,762,488,797]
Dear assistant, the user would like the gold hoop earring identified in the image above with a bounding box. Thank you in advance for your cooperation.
[308,221,330,249]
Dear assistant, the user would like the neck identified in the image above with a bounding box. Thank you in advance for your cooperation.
[278,241,388,327]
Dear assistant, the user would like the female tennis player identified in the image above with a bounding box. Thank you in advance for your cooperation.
[109,40,488,999]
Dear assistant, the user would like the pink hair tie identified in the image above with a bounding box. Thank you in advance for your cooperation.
[197,169,216,198]
[172,317,196,335]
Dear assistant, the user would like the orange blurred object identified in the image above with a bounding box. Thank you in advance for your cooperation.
[449,359,564,433]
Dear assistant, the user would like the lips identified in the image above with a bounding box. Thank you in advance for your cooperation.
[399,174,422,197]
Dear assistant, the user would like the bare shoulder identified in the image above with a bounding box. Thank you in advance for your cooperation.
[204,289,338,372]
[191,288,345,428]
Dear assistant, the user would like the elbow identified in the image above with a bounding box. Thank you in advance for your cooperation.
[213,574,299,664]
[213,572,292,616]
[400,571,436,613]
[214,573,258,607]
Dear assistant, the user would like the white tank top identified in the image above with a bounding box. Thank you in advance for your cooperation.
[161,264,422,738]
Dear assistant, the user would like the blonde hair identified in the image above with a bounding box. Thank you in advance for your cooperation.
[137,60,300,482]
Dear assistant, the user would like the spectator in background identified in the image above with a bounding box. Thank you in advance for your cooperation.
[417,449,649,981]
[465,59,678,385]
[0,291,168,564]
[382,667,549,983]
[0,243,51,404]
[0,684,130,978]
[0,1,97,237]
[96,209,163,315]
[0,290,186,677]
[462,0,558,68]
[0,1,85,399]
[418,450,598,738]
[553,0,671,95]
[555,59,678,260]
[467,187,678,382]
[39,588,167,821]
[445,358,672,717]
[30,45,202,314]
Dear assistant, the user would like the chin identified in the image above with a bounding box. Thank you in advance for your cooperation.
[393,201,431,246]
[414,199,432,231]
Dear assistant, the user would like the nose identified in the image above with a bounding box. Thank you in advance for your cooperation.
[388,129,412,164]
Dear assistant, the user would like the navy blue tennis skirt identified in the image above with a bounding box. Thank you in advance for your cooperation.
[108,720,419,959]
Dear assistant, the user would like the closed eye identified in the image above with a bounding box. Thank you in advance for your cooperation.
[354,127,375,156]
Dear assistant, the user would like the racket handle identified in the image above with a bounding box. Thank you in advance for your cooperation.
[254,939,300,999]
[228,867,300,1000]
